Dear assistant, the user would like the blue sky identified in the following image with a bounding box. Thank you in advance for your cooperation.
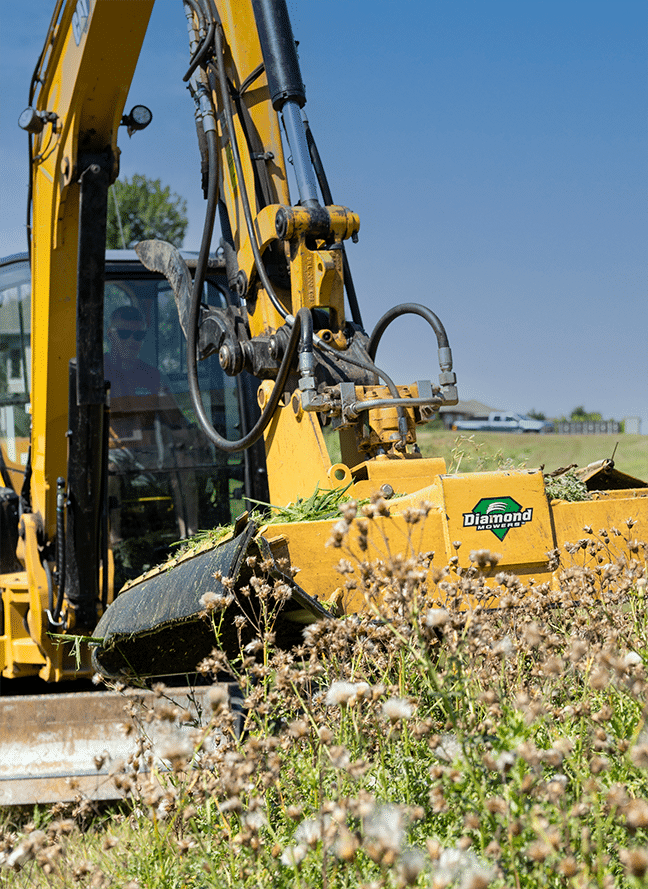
[1,1,646,434]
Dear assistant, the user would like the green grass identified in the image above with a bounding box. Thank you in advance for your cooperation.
[417,429,648,479]
[323,426,648,479]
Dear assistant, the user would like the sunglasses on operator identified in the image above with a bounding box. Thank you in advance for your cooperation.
[113,329,146,341]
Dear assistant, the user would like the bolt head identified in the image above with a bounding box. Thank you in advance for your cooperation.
[219,345,231,370]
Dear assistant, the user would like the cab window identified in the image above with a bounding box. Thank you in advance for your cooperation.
[103,270,247,588]
[0,256,251,590]
[0,259,31,492]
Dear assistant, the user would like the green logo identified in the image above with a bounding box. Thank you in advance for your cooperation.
[462,496,533,541]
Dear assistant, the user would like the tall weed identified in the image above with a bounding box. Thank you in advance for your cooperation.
[2,504,648,888]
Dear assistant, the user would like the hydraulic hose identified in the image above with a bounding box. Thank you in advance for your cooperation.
[365,303,456,433]
[239,63,265,96]
[211,23,289,321]
[316,338,409,441]
[100,399,110,612]
[43,558,66,632]
[44,557,54,615]
[188,296,312,452]
[46,556,64,629]
[303,117,363,330]
[368,303,452,366]
[317,338,399,401]
[183,5,215,82]
[184,0,206,24]
[48,476,66,624]
[0,450,11,490]
[183,0,207,59]
[26,0,65,257]
[184,13,310,453]
[298,304,314,372]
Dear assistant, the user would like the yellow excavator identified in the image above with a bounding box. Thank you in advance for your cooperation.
[1,0,647,718]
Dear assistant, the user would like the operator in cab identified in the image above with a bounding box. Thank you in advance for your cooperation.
[105,305,165,400]
[105,305,199,548]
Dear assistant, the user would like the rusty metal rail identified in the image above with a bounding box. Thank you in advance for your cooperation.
[0,685,224,806]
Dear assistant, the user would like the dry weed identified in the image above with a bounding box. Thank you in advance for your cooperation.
[2,503,648,888]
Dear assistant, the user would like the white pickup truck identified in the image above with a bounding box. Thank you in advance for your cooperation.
[452,412,550,433]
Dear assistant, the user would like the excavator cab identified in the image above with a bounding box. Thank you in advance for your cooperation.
[0,251,268,593]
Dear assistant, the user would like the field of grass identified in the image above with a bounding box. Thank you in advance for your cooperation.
[417,429,648,480]
[2,506,648,887]
[2,431,648,886]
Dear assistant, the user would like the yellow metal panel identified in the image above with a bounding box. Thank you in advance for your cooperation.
[10,639,46,667]
[436,470,555,568]
[290,244,344,320]
[265,477,648,621]
[30,0,154,537]
[261,384,333,505]
[216,1,289,242]
[262,469,630,619]
[351,456,446,499]
[264,506,450,616]
[551,491,648,568]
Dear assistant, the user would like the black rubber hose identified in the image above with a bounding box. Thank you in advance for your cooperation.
[26,0,65,256]
[100,399,110,612]
[187,292,311,453]
[317,338,400,401]
[0,447,12,490]
[299,304,313,355]
[50,571,64,624]
[303,119,363,330]
[367,303,450,361]
[183,6,215,82]
[184,0,206,32]
[26,137,34,259]
[45,557,54,615]
[184,17,309,453]
[19,446,32,516]
[239,63,264,96]
[211,23,289,320]
[53,477,66,621]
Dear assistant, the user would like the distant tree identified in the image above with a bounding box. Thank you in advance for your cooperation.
[106,174,188,249]
[569,406,603,422]
[527,409,546,421]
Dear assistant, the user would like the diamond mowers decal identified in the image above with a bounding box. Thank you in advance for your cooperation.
[462,496,533,542]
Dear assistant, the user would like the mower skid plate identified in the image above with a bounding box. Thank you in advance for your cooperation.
[93,519,329,680]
